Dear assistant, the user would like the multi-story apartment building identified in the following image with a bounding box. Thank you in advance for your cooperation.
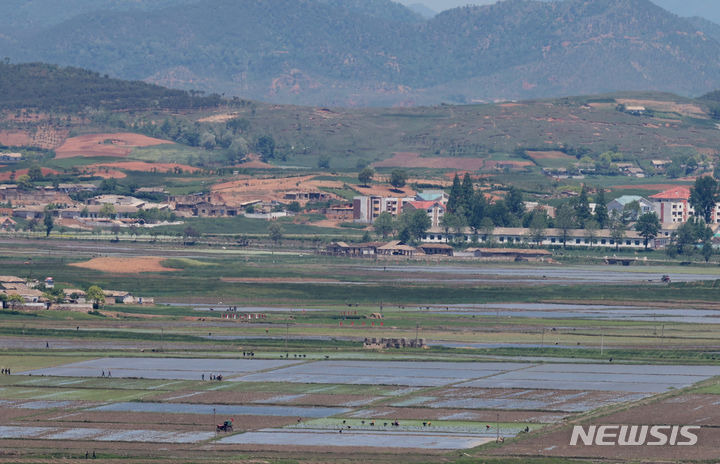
[650,187,693,224]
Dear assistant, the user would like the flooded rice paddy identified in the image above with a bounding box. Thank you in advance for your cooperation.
[19,357,300,380]
[371,265,720,285]
[0,425,214,443]
[93,402,349,418]
[10,356,720,451]
[425,303,720,324]
[22,358,720,393]
[217,428,494,449]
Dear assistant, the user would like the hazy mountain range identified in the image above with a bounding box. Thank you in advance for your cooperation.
[2,0,720,107]
[404,0,720,24]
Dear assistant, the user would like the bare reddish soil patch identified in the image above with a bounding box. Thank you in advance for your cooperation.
[303,218,348,229]
[525,150,574,160]
[69,257,180,273]
[408,177,451,187]
[55,133,171,159]
[0,130,32,146]
[86,161,200,173]
[485,160,533,168]
[236,153,278,169]
[238,159,277,169]
[353,182,415,197]
[494,394,720,461]
[212,175,344,205]
[0,167,60,181]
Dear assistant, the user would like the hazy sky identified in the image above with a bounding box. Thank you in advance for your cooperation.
[397,0,720,23]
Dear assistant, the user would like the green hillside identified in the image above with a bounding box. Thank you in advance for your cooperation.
[0,62,225,111]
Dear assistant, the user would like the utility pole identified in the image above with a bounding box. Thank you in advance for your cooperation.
[496,413,500,442]
[600,333,604,355]
[285,320,290,356]
[661,324,665,345]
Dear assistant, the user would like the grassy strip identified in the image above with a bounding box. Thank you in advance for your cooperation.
[431,345,720,364]
[0,326,207,343]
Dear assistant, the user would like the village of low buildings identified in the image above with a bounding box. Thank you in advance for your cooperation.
[0,169,715,253]
[0,275,152,311]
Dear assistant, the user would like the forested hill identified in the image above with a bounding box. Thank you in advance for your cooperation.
[0,63,226,111]
[4,0,720,106]
[0,0,189,31]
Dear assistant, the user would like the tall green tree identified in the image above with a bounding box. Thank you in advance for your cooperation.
[468,191,489,233]
[43,211,54,237]
[317,155,330,169]
[635,212,660,250]
[480,217,495,244]
[585,219,599,247]
[17,174,32,190]
[389,170,407,190]
[440,212,466,242]
[8,294,24,310]
[268,221,284,245]
[488,200,513,227]
[358,167,374,186]
[397,209,431,244]
[528,211,547,247]
[100,203,116,219]
[446,174,462,213]
[555,204,576,248]
[256,135,275,160]
[622,200,641,223]
[505,187,525,220]
[27,164,43,182]
[86,285,105,309]
[703,240,714,263]
[594,189,609,229]
[574,186,591,226]
[460,173,474,215]
[690,176,719,224]
[609,211,626,251]
[671,219,712,255]
[373,212,394,239]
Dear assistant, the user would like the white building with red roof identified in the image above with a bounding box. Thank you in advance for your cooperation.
[650,186,694,224]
